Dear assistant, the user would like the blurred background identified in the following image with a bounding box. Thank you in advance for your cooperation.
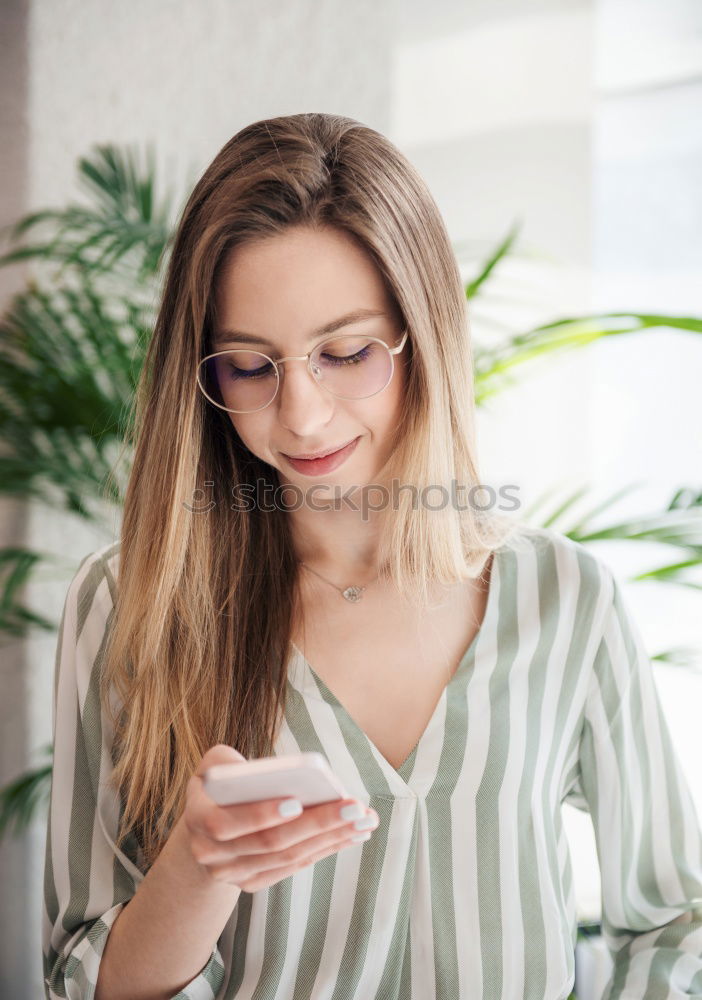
[1,1,700,997]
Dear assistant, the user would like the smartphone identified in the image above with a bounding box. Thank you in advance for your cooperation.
[202,751,349,809]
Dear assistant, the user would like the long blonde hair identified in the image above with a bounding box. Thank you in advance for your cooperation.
[101,112,524,869]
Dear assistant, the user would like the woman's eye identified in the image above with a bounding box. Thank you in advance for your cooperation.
[320,345,373,366]
[228,362,274,379]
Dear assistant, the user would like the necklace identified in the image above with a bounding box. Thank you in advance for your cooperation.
[298,560,379,603]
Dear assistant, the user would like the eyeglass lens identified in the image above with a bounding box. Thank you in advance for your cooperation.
[198,334,394,413]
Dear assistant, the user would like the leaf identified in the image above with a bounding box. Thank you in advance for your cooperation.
[474,312,702,404]
[632,559,702,587]
[0,744,53,837]
[536,485,702,558]
[0,548,59,640]
[0,143,174,281]
[652,646,702,670]
[465,220,522,300]
[0,281,141,515]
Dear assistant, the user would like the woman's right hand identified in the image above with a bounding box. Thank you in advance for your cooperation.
[181,744,380,893]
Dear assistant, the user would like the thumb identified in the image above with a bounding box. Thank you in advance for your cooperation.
[195,743,247,777]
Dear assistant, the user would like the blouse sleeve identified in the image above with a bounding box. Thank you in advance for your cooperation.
[565,568,702,998]
[42,548,227,999]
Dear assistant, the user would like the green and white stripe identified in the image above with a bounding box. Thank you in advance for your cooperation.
[42,526,702,999]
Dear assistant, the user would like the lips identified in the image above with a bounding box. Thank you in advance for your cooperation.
[283,436,360,476]
[284,438,357,460]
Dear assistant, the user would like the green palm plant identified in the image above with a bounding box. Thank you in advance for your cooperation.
[1,143,700,844]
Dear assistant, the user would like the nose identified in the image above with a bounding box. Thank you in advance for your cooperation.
[274,359,335,434]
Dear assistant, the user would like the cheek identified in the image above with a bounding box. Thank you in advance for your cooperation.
[362,364,406,428]
[228,415,268,455]
[363,396,403,443]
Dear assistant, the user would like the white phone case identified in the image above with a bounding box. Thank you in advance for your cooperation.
[202,751,349,808]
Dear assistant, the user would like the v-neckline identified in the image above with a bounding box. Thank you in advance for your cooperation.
[289,544,503,788]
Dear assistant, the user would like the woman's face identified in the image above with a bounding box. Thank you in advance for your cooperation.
[211,225,408,493]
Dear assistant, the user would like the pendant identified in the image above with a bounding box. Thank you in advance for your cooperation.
[342,585,365,602]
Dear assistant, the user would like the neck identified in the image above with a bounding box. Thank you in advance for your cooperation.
[288,497,387,580]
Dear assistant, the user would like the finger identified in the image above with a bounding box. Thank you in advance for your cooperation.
[209,827,369,890]
[192,792,378,856]
[186,744,255,836]
[195,743,247,778]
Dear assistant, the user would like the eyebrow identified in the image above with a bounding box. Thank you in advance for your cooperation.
[213,308,388,349]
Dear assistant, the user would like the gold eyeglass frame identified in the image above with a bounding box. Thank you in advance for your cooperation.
[196,328,410,414]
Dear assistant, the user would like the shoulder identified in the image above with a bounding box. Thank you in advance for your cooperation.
[495,522,616,612]
[63,540,121,624]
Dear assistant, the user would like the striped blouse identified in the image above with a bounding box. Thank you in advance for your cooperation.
[43,524,702,999]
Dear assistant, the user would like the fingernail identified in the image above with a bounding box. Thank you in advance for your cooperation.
[351,831,372,842]
[340,802,364,821]
[279,799,303,817]
[353,814,378,831]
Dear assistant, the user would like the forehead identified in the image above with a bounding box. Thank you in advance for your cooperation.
[213,226,397,333]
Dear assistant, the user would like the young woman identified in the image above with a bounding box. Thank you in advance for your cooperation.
[43,113,702,1000]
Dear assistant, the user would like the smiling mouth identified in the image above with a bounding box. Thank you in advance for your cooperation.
[283,438,357,460]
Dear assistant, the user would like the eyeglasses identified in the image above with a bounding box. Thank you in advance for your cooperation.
[196,328,409,414]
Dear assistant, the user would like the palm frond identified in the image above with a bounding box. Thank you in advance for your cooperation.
[527,484,702,558]
[0,280,143,515]
[474,313,702,404]
[0,548,61,640]
[523,483,596,528]
[570,507,702,553]
[465,220,522,299]
[523,482,646,533]
[631,559,702,588]
[0,143,175,283]
[652,646,702,670]
[0,744,53,838]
